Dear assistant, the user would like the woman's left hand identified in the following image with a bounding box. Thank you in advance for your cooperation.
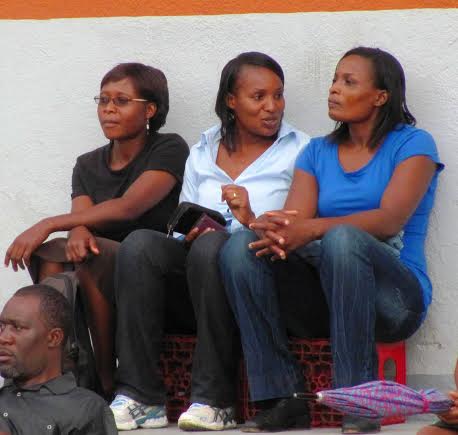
[249,211,317,259]
[4,220,51,271]
[221,184,255,227]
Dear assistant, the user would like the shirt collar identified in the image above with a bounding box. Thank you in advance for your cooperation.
[4,372,77,395]
[197,120,297,149]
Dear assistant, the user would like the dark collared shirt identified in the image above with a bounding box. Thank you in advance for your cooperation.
[0,372,117,434]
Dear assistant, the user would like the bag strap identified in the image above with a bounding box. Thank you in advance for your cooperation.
[40,272,79,362]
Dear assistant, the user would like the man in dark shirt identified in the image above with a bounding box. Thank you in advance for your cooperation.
[0,284,117,434]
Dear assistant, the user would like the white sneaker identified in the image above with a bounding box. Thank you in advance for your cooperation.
[178,403,237,431]
[110,394,168,430]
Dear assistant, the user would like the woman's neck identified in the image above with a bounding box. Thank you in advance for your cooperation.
[111,133,148,168]
[232,128,277,153]
[346,116,377,149]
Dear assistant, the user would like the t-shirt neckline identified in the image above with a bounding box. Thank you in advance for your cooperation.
[104,133,158,175]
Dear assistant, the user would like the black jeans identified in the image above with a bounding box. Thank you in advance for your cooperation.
[114,229,239,407]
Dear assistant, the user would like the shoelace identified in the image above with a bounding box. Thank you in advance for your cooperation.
[212,407,234,424]
[188,403,234,424]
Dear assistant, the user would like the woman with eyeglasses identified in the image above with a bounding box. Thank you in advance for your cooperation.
[4,62,189,399]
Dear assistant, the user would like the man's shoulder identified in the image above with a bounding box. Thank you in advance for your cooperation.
[67,385,107,405]
[45,373,105,407]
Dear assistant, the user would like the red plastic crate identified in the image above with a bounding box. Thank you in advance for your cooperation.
[159,335,196,422]
[160,335,406,427]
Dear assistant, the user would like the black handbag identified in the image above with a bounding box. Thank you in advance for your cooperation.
[167,201,227,236]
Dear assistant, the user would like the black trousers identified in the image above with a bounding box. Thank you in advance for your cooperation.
[114,229,240,407]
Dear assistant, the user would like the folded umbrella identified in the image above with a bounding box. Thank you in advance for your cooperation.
[294,380,453,419]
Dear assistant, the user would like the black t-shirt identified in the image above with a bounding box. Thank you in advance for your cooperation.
[0,373,117,434]
[71,132,189,242]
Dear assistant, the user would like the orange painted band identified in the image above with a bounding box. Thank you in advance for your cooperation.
[1,0,457,20]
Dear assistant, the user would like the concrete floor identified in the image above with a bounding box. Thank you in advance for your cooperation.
[126,417,435,434]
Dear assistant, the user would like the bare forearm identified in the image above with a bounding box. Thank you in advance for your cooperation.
[305,208,404,241]
[45,197,140,233]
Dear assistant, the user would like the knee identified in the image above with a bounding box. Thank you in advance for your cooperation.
[321,225,366,257]
[219,230,258,278]
[187,231,228,270]
[118,229,162,265]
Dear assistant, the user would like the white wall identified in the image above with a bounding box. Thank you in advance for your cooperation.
[1,9,457,381]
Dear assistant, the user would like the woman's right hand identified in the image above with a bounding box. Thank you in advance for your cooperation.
[66,226,99,263]
[248,210,300,259]
[184,226,215,246]
[4,220,52,271]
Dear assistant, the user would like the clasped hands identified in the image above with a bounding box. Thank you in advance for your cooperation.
[248,210,317,260]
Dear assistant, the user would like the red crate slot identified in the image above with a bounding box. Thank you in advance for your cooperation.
[159,335,196,422]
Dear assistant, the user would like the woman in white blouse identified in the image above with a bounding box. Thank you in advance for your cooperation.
[109,52,311,432]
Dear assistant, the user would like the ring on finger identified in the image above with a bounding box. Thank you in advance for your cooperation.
[233,192,237,198]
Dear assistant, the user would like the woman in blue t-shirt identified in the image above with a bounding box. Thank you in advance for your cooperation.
[219,47,443,433]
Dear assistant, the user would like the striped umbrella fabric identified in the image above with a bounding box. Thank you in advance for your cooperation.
[294,380,453,419]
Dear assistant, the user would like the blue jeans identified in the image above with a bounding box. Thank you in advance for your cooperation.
[219,225,425,400]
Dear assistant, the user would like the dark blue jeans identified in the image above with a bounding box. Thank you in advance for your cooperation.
[219,225,425,401]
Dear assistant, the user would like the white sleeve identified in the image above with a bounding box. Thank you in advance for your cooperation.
[179,147,199,204]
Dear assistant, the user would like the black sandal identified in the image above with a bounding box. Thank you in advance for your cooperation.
[242,397,311,432]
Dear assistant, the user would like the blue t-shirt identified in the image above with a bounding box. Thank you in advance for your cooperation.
[295,124,443,310]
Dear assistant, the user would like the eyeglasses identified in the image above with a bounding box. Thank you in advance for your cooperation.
[94,95,148,107]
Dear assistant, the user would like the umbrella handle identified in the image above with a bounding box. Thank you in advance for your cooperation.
[293,392,320,401]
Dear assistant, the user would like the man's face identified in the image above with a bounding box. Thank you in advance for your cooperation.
[0,295,49,382]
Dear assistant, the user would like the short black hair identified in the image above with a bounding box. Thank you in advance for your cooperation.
[101,62,169,132]
[14,285,72,346]
[328,47,416,149]
[215,52,284,152]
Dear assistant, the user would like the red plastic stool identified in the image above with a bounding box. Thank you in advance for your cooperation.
[377,341,407,424]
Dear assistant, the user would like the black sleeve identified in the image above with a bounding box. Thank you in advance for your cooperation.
[144,133,189,184]
[78,400,117,435]
[71,156,88,199]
